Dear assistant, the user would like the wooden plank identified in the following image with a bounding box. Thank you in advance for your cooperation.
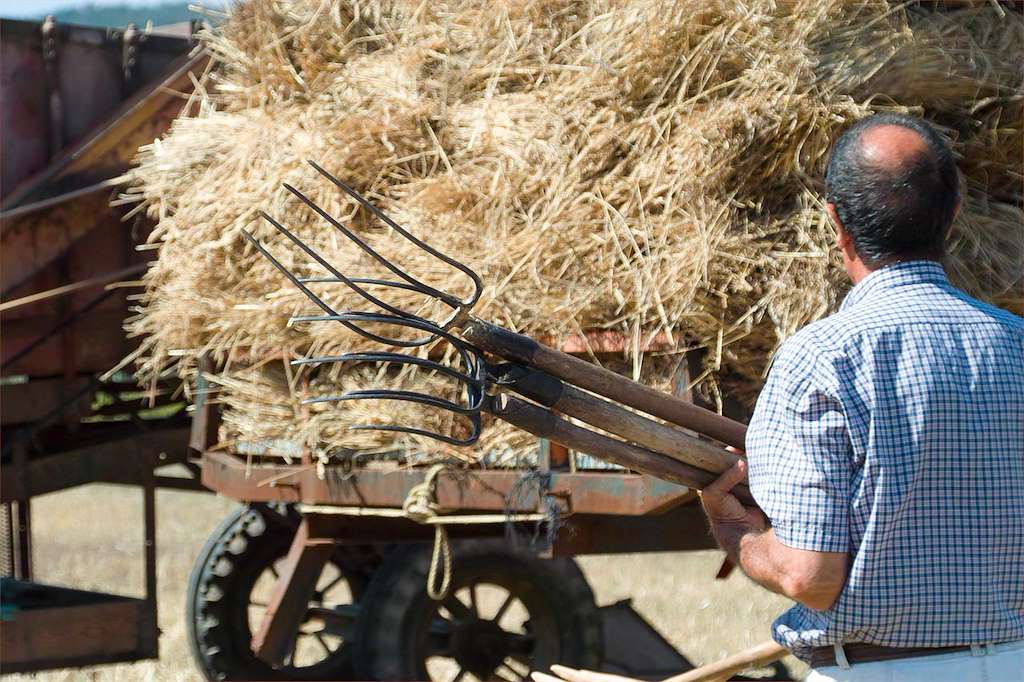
[0,598,143,672]
[251,517,334,667]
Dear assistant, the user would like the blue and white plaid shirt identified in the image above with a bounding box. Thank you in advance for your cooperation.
[746,260,1024,659]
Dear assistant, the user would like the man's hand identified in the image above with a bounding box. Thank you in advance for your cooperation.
[700,459,768,542]
[700,457,849,611]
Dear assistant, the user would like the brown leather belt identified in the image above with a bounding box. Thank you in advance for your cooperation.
[808,642,972,668]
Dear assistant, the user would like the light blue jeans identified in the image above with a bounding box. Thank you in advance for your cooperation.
[806,640,1024,682]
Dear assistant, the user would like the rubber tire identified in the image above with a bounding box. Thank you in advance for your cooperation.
[186,504,373,681]
[353,540,603,680]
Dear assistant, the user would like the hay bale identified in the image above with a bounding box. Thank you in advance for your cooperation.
[124,0,1023,462]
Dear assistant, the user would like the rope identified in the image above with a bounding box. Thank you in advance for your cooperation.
[298,465,551,601]
[402,465,452,600]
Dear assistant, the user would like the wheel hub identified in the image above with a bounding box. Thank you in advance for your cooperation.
[449,617,522,677]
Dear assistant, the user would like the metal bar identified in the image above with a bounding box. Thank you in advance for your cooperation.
[1,426,190,500]
[140,459,159,658]
[462,319,748,449]
[151,475,208,492]
[1,503,14,576]
[251,516,334,667]
[15,500,31,580]
[491,395,755,505]
[13,444,32,579]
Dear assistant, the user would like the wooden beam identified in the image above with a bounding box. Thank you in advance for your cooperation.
[251,516,334,667]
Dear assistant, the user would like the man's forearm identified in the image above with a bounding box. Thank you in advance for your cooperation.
[700,461,849,610]
[711,521,848,610]
[711,521,791,598]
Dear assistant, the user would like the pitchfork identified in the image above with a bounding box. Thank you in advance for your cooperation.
[242,161,754,504]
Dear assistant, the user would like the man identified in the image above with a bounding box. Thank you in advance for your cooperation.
[534,114,1024,682]
[699,113,1024,680]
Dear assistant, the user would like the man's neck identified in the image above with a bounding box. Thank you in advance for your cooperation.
[846,258,874,285]
[846,255,942,285]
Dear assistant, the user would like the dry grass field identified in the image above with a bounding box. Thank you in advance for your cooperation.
[7,484,805,681]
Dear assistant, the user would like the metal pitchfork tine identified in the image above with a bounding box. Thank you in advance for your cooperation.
[241,164,489,443]
[290,316,488,446]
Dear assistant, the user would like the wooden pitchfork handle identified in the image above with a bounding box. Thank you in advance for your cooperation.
[461,319,748,450]
[493,364,746,477]
[665,641,788,682]
[490,395,756,506]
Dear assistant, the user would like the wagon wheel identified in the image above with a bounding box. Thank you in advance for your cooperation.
[354,540,603,681]
[187,504,380,681]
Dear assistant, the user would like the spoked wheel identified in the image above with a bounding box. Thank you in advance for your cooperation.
[187,504,379,680]
[355,540,603,681]
[245,553,359,670]
[421,574,559,681]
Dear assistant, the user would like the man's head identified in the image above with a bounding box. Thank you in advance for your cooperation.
[824,113,960,282]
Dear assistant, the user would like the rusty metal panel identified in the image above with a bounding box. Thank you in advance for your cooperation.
[0,24,50,196]
[1,48,209,382]
[0,187,112,295]
[1,308,130,377]
[0,18,198,204]
[2,47,208,210]
[57,34,123,146]
[200,451,693,515]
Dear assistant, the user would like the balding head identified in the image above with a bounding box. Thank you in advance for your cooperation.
[825,114,960,268]
[859,124,932,172]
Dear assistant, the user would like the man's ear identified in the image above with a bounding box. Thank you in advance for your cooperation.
[826,202,851,251]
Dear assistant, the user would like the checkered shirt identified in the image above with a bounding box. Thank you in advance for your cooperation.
[746,260,1024,659]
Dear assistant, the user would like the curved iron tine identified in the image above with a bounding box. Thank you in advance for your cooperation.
[306,160,484,309]
[299,277,429,296]
[339,311,486,380]
[320,389,483,446]
[292,312,473,356]
[292,351,481,388]
[242,229,434,348]
[282,181,461,310]
[306,389,480,414]
[258,210,425,322]
[351,418,482,447]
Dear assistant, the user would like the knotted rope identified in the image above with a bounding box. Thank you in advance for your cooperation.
[402,464,452,600]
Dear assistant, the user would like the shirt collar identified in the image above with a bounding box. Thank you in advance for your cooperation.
[841,260,949,312]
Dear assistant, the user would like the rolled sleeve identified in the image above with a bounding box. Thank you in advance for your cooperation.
[747,334,853,553]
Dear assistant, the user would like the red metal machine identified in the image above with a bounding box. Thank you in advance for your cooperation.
[0,16,208,674]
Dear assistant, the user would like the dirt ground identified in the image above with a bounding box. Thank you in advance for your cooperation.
[6,483,806,681]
